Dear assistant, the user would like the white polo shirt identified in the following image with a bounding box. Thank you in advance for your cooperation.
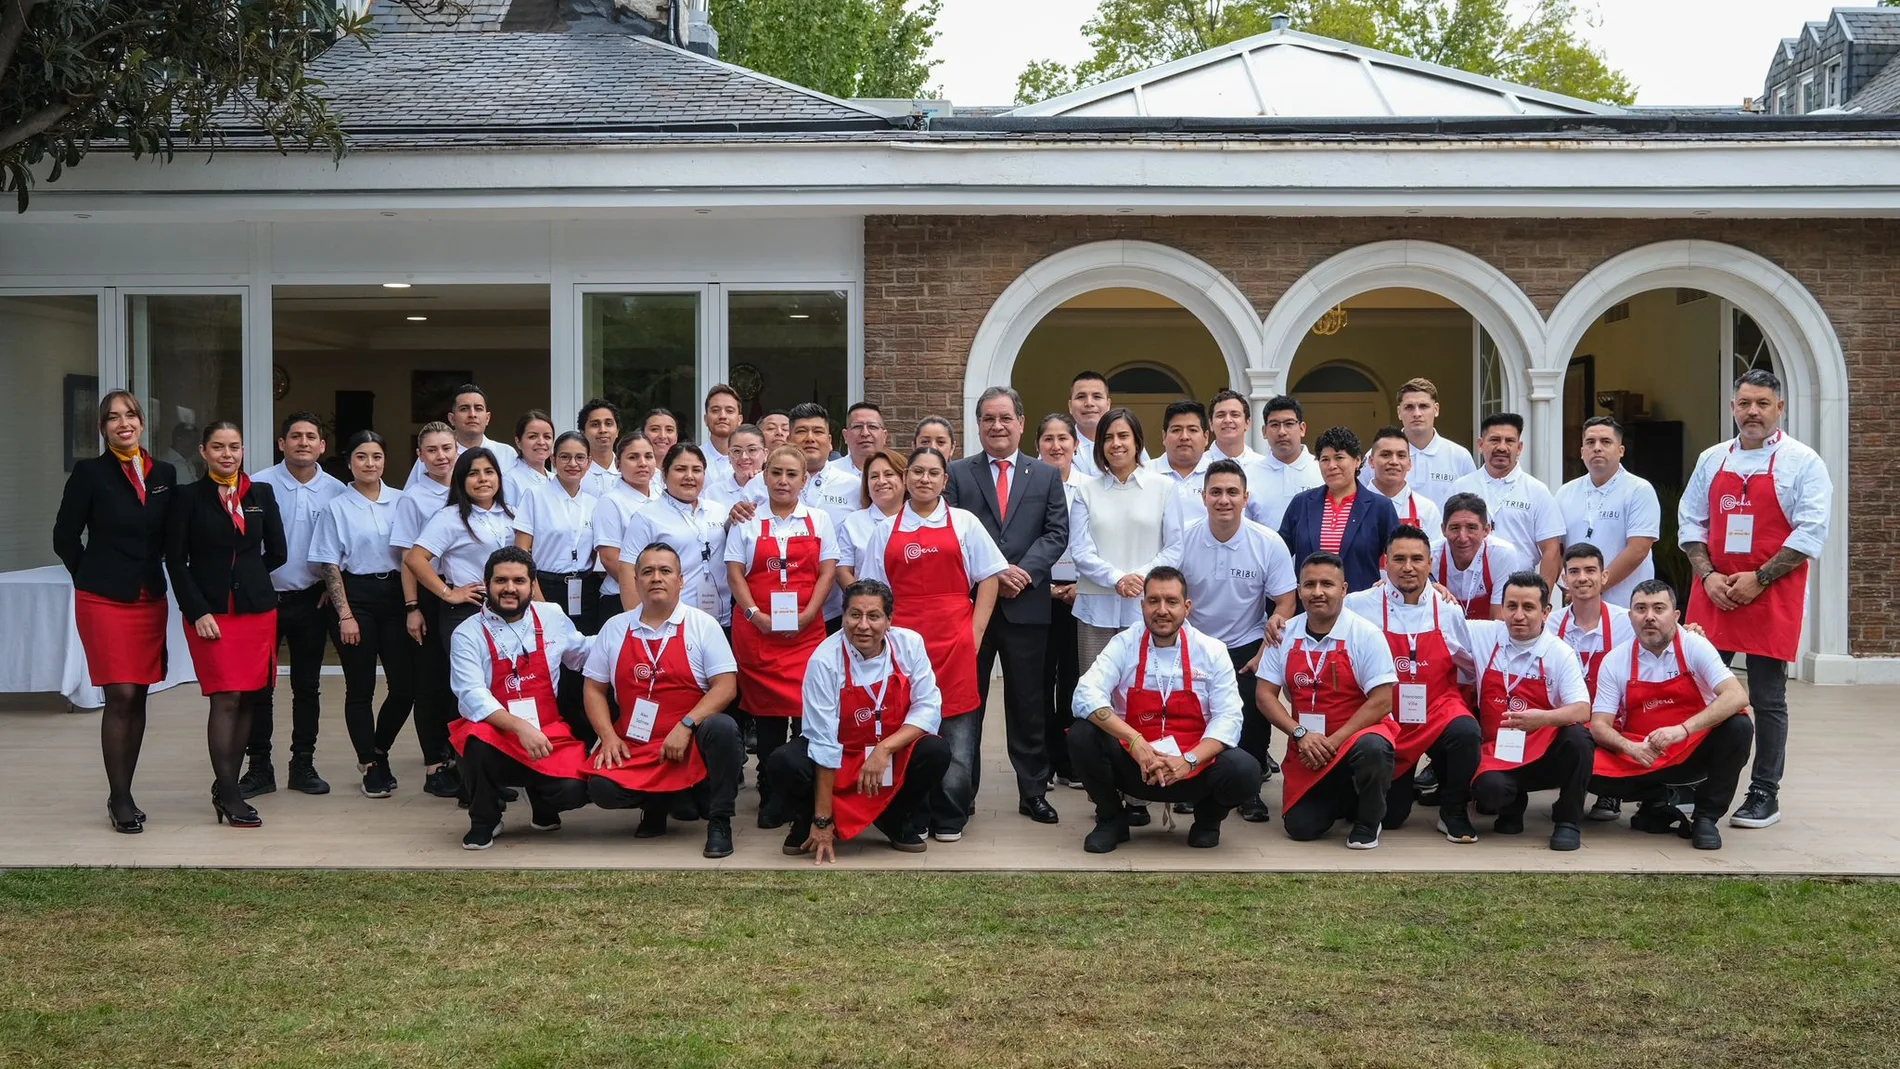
[415,503,518,589]
[1242,448,1325,530]
[449,603,591,722]
[1258,610,1400,710]
[1592,628,1736,715]
[1449,464,1566,564]
[1556,466,1661,606]
[512,481,598,574]
[1679,431,1832,561]
[581,462,621,498]
[583,602,736,695]
[1071,433,1100,479]
[723,502,841,572]
[854,503,1009,589]
[1361,431,1475,510]
[1072,622,1244,747]
[311,483,404,576]
[802,465,864,619]
[389,475,450,552]
[1151,519,1297,647]
[1343,585,1479,678]
[592,488,656,597]
[1153,451,1218,542]
[255,461,347,591]
[799,627,943,769]
[405,436,517,493]
[1213,442,1265,466]
[704,470,768,510]
[1464,620,1592,709]
[623,492,733,625]
[1544,600,1636,682]
[503,458,554,510]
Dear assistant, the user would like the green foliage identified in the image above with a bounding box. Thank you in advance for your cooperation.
[711,0,941,100]
[1016,0,1636,106]
[0,0,463,213]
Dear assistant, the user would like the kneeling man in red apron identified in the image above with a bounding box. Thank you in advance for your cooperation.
[1343,526,1484,844]
[583,542,742,858]
[1467,571,1595,851]
[768,579,952,860]
[1070,567,1263,853]
[1588,578,1753,851]
[1260,551,1399,849]
[447,547,593,850]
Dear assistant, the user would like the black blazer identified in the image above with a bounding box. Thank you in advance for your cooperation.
[52,453,178,602]
[943,451,1070,625]
[1278,485,1400,594]
[165,479,288,620]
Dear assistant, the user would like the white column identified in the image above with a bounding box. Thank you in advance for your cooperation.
[1244,366,1284,453]
[1526,366,1566,490]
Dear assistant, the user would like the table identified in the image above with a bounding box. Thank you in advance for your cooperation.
[0,566,195,709]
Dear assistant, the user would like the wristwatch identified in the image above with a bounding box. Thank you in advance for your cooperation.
[680,715,698,731]
[1182,751,1201,771]
[1290,725,1309,741]
[813,815,835,830]
[1754,567,1774,588]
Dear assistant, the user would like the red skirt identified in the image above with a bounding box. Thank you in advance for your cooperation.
[75,590,168,687]
[184,609,279,695]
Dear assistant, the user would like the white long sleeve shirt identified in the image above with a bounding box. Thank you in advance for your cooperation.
[1072,622,1244,747]
[1678,431,1832,561]
[799,627,943,769]
[449,604,591,722]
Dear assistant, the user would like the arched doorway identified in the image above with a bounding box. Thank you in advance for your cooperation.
[1543,241,1850,679]
[1010,288,1227,438]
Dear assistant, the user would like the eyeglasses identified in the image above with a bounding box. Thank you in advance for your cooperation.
[846,422,883,434]
[977,415,1018,427]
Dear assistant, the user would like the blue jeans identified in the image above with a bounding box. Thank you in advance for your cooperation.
[928,711,983,833]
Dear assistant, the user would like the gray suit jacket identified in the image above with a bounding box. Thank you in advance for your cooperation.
[944,451,1070,626]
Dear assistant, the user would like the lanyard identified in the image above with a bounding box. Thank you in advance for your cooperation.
[770,513,805,586]
[1382,591,1436,666]
[482,610,533,692]
[668,493,713,564]
[1584,476,1614,539]
[636,624,675,698]
[1718,435,1781,509]
[1439,542,1490,612]
[1292,636,1333,715]
[846,644,896,738]
[1486,643,1542,700]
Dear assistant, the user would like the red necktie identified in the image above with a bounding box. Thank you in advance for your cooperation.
[994,459,1010,522]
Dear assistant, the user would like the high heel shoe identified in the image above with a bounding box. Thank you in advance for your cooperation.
[107,800,144,834]
[211,783,262,828]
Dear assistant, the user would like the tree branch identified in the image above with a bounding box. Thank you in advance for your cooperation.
[0,0,45,84]
[0,99,73,155]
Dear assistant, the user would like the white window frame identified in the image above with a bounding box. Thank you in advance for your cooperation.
[1772,82,1789,114]
[1825,60,1842,107]
[119,286,257,468]
[1718,298,1782,435]
[1799,75,1816,114]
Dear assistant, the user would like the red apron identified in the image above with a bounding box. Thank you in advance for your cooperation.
[449,607,588,779]
[886,514,978,716]
[1381,595,1474,778]
[1437,543,1495,622]
[1279,637,1398,811]
[588,619,709,793]
[1686,443,1807,662]
[733,513,825,719]
[830,647,919,840]
[1557,601,1614,695]
[1474,644,1558,777]
[1593,632,1739,778]
[1122,629,1212,776]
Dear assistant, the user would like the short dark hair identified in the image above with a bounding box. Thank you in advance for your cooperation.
[1263,395,1304,422]
[1562,542,1604,568]
[1314,426,1363,459]
[787,402,829,425]
[1442,492,1489,526]
[1209,388,1249,418]
[1479,412,1525,437]
[1736,367,1783,397]
[1144,565,1187,593]
[1036,412,1077,441]
[1162,399,1210,434]
[704,384,741,408]
[1071,370,1107,389]
[1387,524,1432,553]
[483,545,534,584]
[278,411,322,440]
[976,387,1023,419]
[843,579,894,615]
[451,384,487,408]
[662,441,708,473]
[1092,408,1144,472]
[1501,569,1550,607]
[635,541,681,569]
[1370,425,1408,451]
[845,401,884,424]
[344,429,387,456]
[201,420,242,447]
[1631,578,1678,605]
[578,398,619,429]
[1299,550,1346,576]
[514,409,554,441]
[1581,415,1623,442]
[1204,458,1247,487]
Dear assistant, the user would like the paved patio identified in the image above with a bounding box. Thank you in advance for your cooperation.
[3,678,1893,873]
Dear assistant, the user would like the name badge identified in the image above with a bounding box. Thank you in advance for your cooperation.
[1150,734,1183,758]
[770,590,799,632]
[1051,559,1078,583]
[1723,513,1755,556]
[507,698,540,730]
[1298,713,1328,735]
[1494,727,1527,765]
[695,578,720,615]
[565,577,583,617]
[628,697,660,743]
[865,745,894,786]
[1397,683,1429,725]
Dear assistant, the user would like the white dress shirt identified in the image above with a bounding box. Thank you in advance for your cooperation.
[389,475,450,552]
[255,461,347,591]
[1152,451,1217,543]
[1151,519,1297,646]
[513,481,599,573]
[855,502,1009,588]
[1448,465,1566,563]
[723,503,841,571]
[802,465,865,619]
[1258,610,1400,707]
[1464,620,1591,708]
[1435,535,1530,611]
[1072,623,1244,747]
[1359,432,1475,510]
[704,470,768,510]
[583,602,737,694]
[624,492,734,624]
[405,436,517,492]
[581,462,621,498]
[1556,466,1661,606]
[837,505,901,572]
[592,487,657,596]
[416,503,518,589]
[310,483,404,575]
[1544,600,1636,682]
[1342,585,1480,678]
[1679,431,1832,561]
[1592,627,1736,715]
[1071,433,1099,478]
[449,603,590,722]
[800,627,943,769]
[1242,448,1325,530]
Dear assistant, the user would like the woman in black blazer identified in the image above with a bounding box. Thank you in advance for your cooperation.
[52,390,178,834]
[1278,426,1400,596]
[165,422,288,828]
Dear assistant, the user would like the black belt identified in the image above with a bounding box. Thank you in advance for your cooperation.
[344,571,399,581]
[536,569,591,582]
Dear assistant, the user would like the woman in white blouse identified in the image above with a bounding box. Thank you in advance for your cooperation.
[1036,413,1088,790]
[1069,408,1173,672]
[623,443,732,624]
[512,431,601,743]
[504,410,556,505]
[405,447,517,644]
[835,447,907,588]
[594,431,659,612]
[311,430,412,799]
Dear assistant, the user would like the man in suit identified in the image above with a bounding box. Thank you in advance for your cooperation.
[946,386,1072,824]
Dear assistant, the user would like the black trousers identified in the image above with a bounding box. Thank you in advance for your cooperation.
[585,712,745,820]
[331,573,416,765]
[1228,639,1270,771]
[539,569,602,747]
[1473,724,1596,826]
[461,735,589,829]
[1384,716,1482,830]
[976,615,1052,801]
[248,584,329,761]
[752,716,800,790]
[1284,733,1396,840]
[764,734,952,839]
[410,590,456,766]
[1068,719,1263,824]
[1591,715,1755,821]
[1043,598,1080,780]
[1718,649,1789,794]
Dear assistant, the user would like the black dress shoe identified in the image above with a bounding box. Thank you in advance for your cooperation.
[634,808,668,838]
[1549,822,1582,851]
[1239,796,1272,823]
[703,818,734,859]
[496,785,520,803]
[1124,803,1151,827]
[1019,797,1059,824]
[1186,821,1221,849]
[107,800,143,834]
[1084,820,1130,853]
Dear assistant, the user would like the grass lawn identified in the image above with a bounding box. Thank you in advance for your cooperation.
[2,870,1896,1068]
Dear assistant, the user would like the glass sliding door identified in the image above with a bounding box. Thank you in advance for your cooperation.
[725,290,849,428]
[582,291,703,443]
[0,294,100,572]
[126,293,244,484]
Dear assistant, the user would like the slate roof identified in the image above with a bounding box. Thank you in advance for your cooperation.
[1847,55,1900,113]
[367,0,513,33]
[1839,8,1900,44]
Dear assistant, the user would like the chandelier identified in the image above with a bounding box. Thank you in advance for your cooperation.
[1310,304,1349,336]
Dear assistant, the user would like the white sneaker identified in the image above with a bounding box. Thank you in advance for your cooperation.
[1347,824,1381,850]
[932,829,964,843]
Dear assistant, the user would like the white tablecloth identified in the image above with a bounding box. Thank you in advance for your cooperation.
[0,565,195,709]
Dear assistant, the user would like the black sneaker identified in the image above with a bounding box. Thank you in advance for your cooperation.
[1632,801,1689,835]
[237,762,277,799]
[703,818,734,859]
[1186,820,1221,849]
[1171,801,1196,816]
[757,799,788,830]
[496,785,519,803]
[1239,796,1272,824]
[1347,823,1380,850]
[1549,822,1582,851]
[423,765,462,799]
[634,808,668,839]
[360,760,397,799]
[1084,820,1130,853]
[1437,810,1479,844]
[890,826,928,853]
[670,794,703,822]
[529,810,563,832]
[1690,816,1723,850]
[1730,786,1781,829]
[1587,795,1622,822]
[1124,803,1151,827]
[782,825,810,856]
[1494,809,1526,836]
[287,756,330,795]
[462,820,501,850]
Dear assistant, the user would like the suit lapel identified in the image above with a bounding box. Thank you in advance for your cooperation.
[973,454,1004,529]
[1337,492,1364,552]
[1004,456,1032,530]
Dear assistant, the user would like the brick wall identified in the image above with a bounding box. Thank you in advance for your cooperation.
[860,215,1900,656]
